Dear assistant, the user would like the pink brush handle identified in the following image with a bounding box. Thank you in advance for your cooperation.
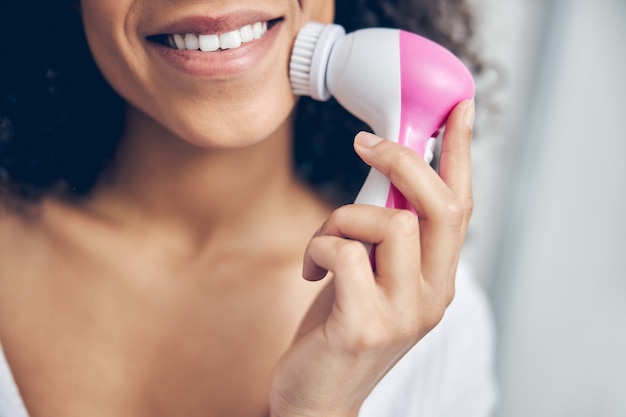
[385,30,475,212]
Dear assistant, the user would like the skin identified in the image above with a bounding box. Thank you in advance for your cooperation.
[0,1,475,416]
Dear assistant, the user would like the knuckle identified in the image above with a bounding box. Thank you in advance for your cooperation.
[336,240,368,266]
[350,321,405,352]
[328,205,348,226]
[445,284,456,307]
[438,199,465,227]
[352,328,388,351]
[329,205,360,231]
[387,209,419,237]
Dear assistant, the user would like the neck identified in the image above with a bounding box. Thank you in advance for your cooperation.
[87,106,308,248]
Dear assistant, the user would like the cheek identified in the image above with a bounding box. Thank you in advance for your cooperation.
[302,0,335,24]
[80,0,146,104]
[80,1,126,55]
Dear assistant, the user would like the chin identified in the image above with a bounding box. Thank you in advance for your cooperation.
[168,94,297,151]
[178,106,292,150]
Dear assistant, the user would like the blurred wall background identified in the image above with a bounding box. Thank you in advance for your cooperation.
[466,0,626,416]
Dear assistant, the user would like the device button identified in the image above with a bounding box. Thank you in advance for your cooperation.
[424,137,437,163]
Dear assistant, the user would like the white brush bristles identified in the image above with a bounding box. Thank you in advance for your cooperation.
[289,22,345,101]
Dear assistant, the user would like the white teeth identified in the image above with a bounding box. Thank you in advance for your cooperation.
[219,30,242,49]
[168,20,269,52]
[199,34,220,52]
[173,33,185,49]
[184,33,199,50]
[240,24,254,43]
[252,22,265,40]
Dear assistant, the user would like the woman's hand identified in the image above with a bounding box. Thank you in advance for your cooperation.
[268,99,475,417]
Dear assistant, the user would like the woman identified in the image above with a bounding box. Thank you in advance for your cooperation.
[0,0,496,416]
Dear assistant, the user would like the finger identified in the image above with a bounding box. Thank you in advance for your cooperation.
[432,99,476,290]
[353,132,464,292]
[439,100,475,280]
[307,205,422,302]
[302,227,329,281]
[353,131,454,222]
[439,99,475,213]
[305,234,378,316]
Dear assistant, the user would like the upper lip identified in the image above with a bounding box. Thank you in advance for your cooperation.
[146,10,282,36]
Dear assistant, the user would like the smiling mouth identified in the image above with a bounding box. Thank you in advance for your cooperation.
[148,18,283,52]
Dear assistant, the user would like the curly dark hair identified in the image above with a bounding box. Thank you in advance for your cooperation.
[0,0,482,204]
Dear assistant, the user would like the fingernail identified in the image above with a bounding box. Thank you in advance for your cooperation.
[464,99,475,128]
[354,131,383,148]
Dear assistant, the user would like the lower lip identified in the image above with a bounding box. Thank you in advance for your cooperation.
[146,21,283,78]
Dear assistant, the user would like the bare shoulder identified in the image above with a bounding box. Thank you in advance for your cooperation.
[0,200,67,317]
[0,199,54,345]
[0,200,47,276]
[0,196,97,300]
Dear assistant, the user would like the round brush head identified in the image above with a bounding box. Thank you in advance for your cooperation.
[289,22,345,101]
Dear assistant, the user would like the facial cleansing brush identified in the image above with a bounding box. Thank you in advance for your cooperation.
[289,22,475,212]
